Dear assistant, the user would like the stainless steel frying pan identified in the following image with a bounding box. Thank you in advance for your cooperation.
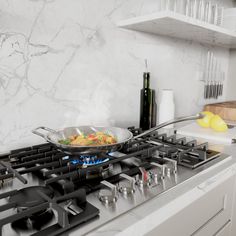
[32,113,203,155]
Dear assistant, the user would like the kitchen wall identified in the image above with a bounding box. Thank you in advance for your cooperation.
[0,0,235,152]
[227,50,236,100]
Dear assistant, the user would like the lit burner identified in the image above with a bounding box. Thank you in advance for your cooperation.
[69,155,109,166]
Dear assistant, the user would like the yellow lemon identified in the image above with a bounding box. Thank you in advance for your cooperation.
[210,115,228,132]
[197,111,214,128]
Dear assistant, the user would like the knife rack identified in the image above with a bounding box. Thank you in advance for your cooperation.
[201,51,225,100]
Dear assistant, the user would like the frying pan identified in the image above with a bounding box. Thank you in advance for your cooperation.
[32,113,203,155]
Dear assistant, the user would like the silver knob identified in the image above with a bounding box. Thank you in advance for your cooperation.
[118,173,135,194]
[151,162,166,179]
[137,167,151,187]
[163,158,177,174]
[149,170,159,185]
[167,168,171,177]
[98,180,118,204]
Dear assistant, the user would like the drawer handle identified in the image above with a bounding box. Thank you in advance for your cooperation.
[191,195,227,236]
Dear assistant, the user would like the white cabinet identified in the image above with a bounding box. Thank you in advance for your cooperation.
[145,170,236,236]
[215,220,231,236]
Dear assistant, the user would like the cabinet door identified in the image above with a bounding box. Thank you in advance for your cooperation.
[146,172,236,236]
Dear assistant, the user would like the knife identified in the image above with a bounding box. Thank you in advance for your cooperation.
[205,51,213,99]
[208,52,214,98]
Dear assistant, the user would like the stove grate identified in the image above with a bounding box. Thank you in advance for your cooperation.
[0,188,99,236]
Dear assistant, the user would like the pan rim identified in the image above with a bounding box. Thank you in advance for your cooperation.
[45,126,134,149]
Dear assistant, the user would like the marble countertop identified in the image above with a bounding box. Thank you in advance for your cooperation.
[86,142,236,236]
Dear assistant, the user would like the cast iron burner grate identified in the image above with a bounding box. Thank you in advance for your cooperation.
[12,208,54,231]
[9,186,54,209]
[0,187,99,236]
[158,146,179,158]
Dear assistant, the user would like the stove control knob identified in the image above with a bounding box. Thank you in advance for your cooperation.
[149,170,159,185]
[167,168,171,177]
[98,180,118,204]
[118,173,135,195]
[163,158,177,174]
[136,167,151,187]
[151,162,166,179]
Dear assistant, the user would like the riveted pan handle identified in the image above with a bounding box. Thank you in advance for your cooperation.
[32,127,56,140]
[133,113,205,139]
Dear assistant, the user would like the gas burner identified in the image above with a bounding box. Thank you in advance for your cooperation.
[11,209,54,231]
[128,126,142,136]
[69,155,110,167]
[8,186,55,231]
[9,186,54,209]
[158,146,179,158]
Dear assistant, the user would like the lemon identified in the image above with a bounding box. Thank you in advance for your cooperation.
[197,111,214,128]
[210,115,228,132]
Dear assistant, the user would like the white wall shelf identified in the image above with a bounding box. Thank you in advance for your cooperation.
[117,11,236,49]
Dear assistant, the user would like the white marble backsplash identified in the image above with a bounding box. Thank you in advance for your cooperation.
[0,0,235,152]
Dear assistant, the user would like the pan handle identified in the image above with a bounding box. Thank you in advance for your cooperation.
[133,113,205,139]
[32,126,56,140]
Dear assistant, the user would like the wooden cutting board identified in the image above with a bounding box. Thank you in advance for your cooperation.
[204,101,236,122]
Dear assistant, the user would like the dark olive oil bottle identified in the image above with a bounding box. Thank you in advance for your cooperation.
[140,72,153,130]
[151,89,157,127]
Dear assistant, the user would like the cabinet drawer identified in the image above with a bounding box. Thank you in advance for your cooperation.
[214,220,231,236]
[192,217,231,236]
[146,173,235,236]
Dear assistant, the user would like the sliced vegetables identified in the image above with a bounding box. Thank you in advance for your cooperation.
[59,132,117,146]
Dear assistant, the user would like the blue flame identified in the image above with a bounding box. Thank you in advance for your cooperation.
[69,155,109,166]
[70,159,80,165]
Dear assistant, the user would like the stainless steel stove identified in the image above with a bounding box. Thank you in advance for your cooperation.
[0,128,231,236]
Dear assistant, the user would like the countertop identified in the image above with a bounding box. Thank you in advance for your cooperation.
[86,142,236,236]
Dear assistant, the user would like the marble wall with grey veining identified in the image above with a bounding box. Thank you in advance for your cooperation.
[0,0,235,152]
[227,50,236,100]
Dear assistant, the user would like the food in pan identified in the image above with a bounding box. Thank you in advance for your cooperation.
[59,132,117,146]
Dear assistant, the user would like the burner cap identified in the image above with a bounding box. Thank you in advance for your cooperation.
[158,146,178,157]
[9,186,54,209]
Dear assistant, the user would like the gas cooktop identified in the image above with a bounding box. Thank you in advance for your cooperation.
[0,128,231,236]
